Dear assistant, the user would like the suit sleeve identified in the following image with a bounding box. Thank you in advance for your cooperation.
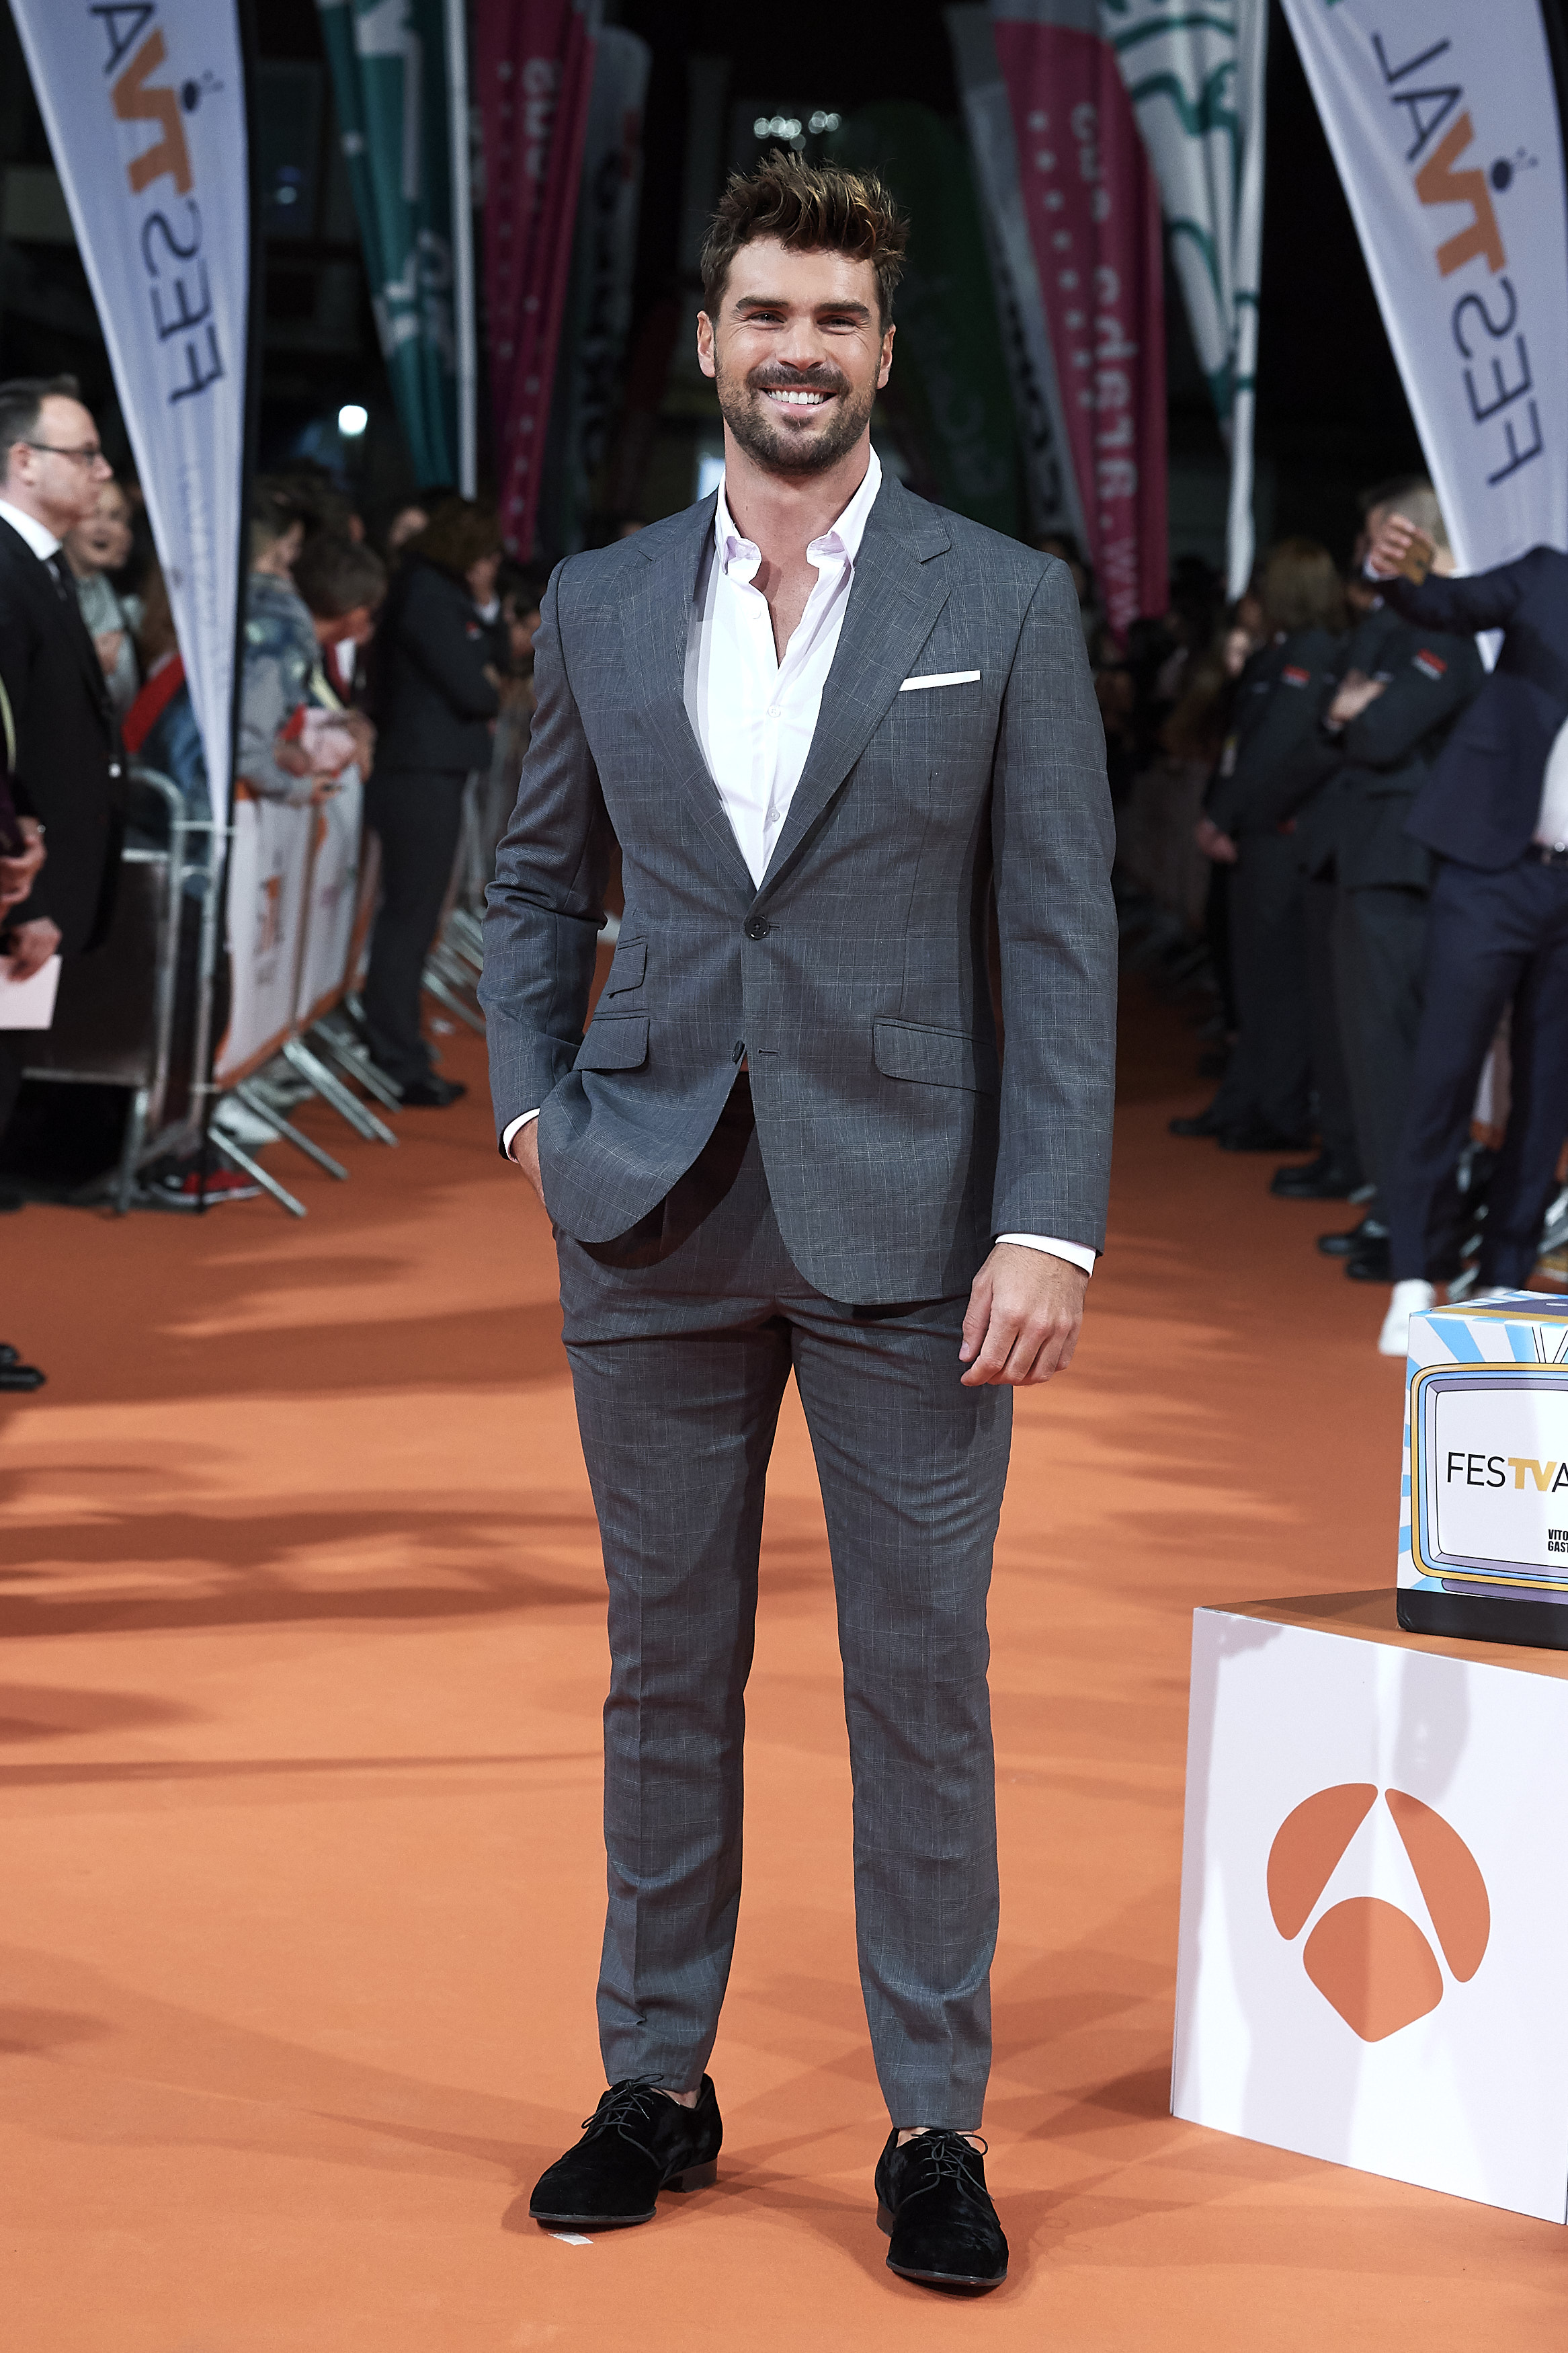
[397,568,501,721]
[989,561,1118,1253]
[1340,637,1485,768]
[1376,557,1528,635]
[477,562,614,1144]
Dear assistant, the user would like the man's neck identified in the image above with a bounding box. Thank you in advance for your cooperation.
[720,427,873,566]
[0,486,65,541]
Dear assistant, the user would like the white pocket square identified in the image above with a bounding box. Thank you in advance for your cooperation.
[899,670,981,692]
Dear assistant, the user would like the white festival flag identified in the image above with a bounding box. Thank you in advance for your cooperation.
[1100,0,1267,597]
[1279,0,1568,571]
[9,0,252,820]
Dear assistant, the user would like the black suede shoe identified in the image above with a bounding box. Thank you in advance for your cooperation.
[1169,1108,1224,1139]
[874,2130,1007,2291]
[529,2077,721,2229]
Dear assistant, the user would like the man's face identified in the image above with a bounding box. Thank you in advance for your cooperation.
[697,237,893,478]
[5,396,112,532]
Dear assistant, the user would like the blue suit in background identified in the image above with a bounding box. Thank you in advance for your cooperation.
[1378,547,1568,1285]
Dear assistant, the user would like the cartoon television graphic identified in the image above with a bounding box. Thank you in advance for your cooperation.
[1401,1300,1568,1648]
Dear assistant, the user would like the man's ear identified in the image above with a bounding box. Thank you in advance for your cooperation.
[878,323,895,390]
[696,310,716,383]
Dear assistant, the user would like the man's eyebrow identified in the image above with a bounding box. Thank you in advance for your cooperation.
[733,292,872,319]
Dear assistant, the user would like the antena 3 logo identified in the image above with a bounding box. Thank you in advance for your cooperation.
[1268,1786,1489,2042]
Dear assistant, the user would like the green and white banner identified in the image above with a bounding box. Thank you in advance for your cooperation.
[317,0,468,487]
[1101,0,1268,595]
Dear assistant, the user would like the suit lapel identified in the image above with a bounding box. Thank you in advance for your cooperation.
[755,479,951,900]
[620,495,756,900]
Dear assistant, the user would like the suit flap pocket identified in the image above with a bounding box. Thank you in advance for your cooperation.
[604,937,646,993]
[873,1019,999,1094]
[577,1014,649,1072]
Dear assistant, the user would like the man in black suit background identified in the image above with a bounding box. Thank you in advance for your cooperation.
[1368,510,1568,1353]
[0,375,124,1392]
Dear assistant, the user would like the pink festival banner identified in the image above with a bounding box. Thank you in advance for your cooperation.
[477,0,598,556]
[991,0,1167,638]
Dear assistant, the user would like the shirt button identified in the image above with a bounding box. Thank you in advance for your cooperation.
[744,916,770,941]
[765,706,782,719]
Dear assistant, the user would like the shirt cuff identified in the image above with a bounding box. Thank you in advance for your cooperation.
[995,1233,1096,1276]
[501,1110,539,1159]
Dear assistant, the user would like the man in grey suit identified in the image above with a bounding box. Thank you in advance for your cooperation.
[481,154,1116,2291]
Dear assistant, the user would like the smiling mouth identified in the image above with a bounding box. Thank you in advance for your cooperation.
[761,387,833,410]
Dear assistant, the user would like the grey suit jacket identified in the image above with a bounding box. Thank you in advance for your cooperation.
[480,473,1116,1304]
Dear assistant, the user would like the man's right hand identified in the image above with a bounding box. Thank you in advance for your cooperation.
[508,1117,546,1206]
[3,914,61,980]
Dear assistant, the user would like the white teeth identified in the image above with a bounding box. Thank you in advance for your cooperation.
[766,389,828,405]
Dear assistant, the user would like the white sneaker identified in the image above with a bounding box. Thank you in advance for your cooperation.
[1378,1279,1436,1358]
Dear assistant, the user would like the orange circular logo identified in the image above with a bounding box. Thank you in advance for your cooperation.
[1266,1786,1489,2041]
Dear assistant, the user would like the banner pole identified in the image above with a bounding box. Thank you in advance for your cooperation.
[191,0,267,1201]
[448,0,478,498]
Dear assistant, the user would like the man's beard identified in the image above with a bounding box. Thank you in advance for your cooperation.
[715,362,876,477]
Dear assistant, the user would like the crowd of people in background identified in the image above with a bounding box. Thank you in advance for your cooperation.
[1107,481,1568,1357]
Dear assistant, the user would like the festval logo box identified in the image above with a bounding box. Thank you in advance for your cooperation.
[1399,1295,1568,1646]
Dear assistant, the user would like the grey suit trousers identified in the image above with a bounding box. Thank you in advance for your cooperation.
[559,1077,1011,2130]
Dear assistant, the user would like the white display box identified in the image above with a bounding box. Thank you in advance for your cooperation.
[1172,1590,1568,2222]
[1400,1293,1568,1646]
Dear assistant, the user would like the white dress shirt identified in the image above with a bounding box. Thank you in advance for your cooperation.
[1534,723,1568,850]
[505,459,1094,1281]
[0,497,60,563]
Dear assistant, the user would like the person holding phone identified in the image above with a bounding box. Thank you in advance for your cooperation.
[1366,510,1568,1353]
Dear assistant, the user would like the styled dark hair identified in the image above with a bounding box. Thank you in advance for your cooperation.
[292,531,386,619]
[0,374,85,481]
[700,151,908,328]
[410,496,503,577]
[1262,538,1348,636]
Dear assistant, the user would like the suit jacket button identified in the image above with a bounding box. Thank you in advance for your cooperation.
[744,916,770,940]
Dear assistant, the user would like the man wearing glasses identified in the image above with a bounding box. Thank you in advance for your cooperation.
[0,375,124,1390]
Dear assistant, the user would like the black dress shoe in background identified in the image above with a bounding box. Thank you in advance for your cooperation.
[875,2130,1008,2291]
[1318,1216,1384,1258]
[529,2077,721,2229]
[398,1074,467,1109]
[0,1348,44,1391]
[1271,1152,1361,1201]
[1169,1108,1225,1139]
[1346,1236,1393,1282]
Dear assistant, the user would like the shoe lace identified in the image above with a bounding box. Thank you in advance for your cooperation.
[582,2076,677,2151]
[906,2129,988,2196]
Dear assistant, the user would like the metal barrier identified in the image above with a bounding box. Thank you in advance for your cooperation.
[20,765,214,1213]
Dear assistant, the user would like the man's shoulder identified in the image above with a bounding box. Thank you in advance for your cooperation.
[554,506,710,610]
[877,477,1053,590]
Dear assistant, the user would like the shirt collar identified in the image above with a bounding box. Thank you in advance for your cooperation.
[714,444,883,569]
[0,497,60,563]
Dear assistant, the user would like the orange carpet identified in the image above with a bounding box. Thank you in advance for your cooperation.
[2,989,1563,2351]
